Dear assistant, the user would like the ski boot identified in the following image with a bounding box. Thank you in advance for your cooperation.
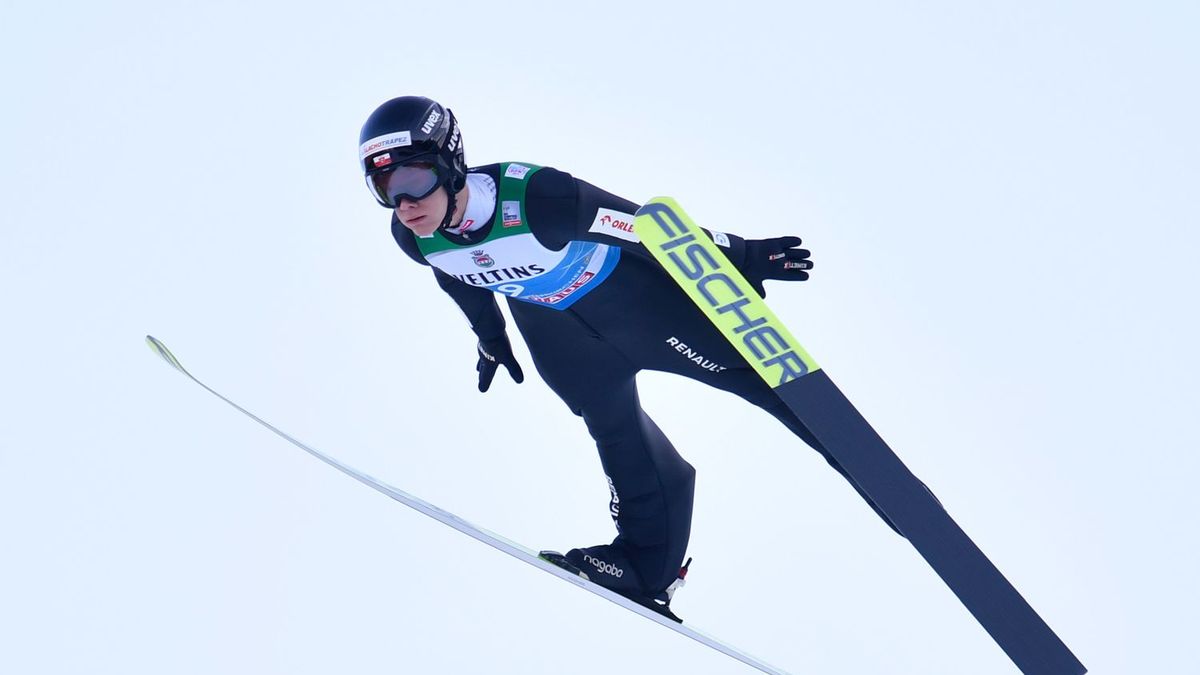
[538,548,691,623]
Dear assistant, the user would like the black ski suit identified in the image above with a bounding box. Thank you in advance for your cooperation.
[392,163,891,597]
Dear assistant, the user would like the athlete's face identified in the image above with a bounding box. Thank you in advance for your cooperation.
[394,186,449,237]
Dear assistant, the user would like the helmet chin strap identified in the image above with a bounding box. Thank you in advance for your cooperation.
[438,111,465,231]
[439,187,458,230]
[439,171,467,231]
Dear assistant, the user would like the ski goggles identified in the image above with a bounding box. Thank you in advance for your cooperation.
[366,159,443,208]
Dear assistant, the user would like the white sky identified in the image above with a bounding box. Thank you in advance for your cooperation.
[2,1,1197,673]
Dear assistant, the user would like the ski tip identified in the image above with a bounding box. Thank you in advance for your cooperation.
[145,335,188,375]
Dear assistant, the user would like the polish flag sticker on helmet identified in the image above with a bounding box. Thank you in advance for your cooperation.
[373,153,393,168]
[359,131,412,160]
[504,164,531,179]
[588,207,639,243]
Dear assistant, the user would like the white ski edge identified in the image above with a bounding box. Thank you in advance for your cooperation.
[145,335,791,675]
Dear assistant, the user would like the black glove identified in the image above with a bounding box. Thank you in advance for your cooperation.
[742,236,813,298]
[476,334,525,392]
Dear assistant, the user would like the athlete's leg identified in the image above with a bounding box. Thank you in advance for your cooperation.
[578,262,901,533]
[508,301,696,595]
[575,378,696,593]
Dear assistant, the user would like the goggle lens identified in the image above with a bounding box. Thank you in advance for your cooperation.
[368,161,440,207]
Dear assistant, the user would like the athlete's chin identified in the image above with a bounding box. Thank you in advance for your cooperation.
[404,216,439,236]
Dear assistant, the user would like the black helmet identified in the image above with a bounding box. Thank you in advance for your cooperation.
[359,96,466,212]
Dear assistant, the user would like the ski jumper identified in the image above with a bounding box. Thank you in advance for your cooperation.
[392,163,893,597]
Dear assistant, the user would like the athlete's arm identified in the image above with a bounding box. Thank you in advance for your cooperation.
[524,167,750,268]
[526,168,812,297]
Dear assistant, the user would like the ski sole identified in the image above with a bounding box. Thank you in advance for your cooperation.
[145,335,791,675]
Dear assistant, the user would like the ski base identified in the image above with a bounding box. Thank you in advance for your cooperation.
[146,335,790,675]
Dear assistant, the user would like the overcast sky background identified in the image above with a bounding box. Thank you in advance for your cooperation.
[2,2,1197,673]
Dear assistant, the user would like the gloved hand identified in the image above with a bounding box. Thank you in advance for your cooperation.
[476,334,525,392]
[742,236,812,298]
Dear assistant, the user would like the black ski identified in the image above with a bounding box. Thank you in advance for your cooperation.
[633,197,1085,675]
